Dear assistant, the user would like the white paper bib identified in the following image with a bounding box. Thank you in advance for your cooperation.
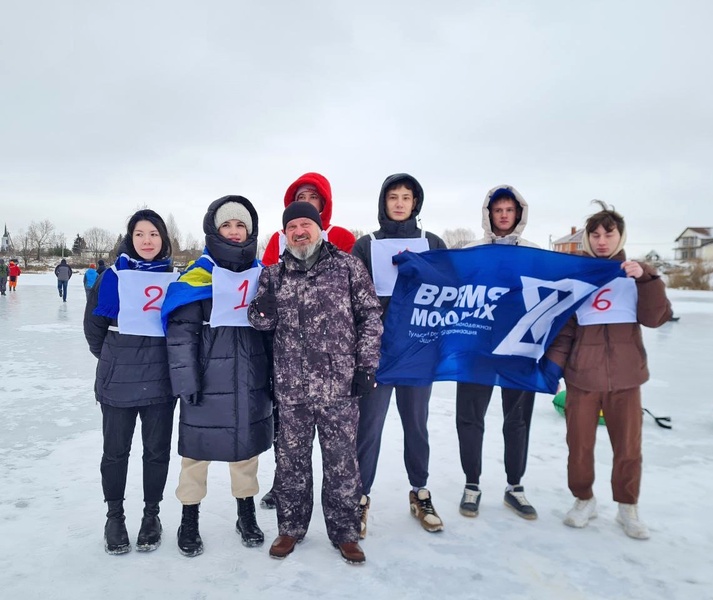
[370,236,430,297]
[117,270,179,337]
[210,265,262,327]
[576,277,638,325]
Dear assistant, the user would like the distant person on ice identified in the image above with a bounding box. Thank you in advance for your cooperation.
[54,258,73,302]
[546,200,672,540]
[0,258,8,295]
[84,209,177,555]
[455,185,540,522]
[162,196,273,557]
[8,260,20,291]
[83,263,98,299]
[96,259,107,275]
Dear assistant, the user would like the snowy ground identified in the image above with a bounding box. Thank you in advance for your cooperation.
[1,273,711,600]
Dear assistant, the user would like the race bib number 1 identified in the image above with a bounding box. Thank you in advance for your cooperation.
[210,265,262,327]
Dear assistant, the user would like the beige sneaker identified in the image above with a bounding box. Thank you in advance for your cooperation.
[616,503,650,540]
[358,495,370,539]
[409,488,444,533]
[564,497,597,528]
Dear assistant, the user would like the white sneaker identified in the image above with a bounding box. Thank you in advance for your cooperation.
[563,497,597,528]
[616,503,650,540]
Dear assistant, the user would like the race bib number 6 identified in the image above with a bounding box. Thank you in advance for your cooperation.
[576,277,638,325]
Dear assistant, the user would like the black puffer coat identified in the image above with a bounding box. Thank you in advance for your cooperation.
[165,196,273,462]
[83,243,175,408]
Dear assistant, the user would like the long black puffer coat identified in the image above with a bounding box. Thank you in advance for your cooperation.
[165,196,273,462]
[83,241,175,408]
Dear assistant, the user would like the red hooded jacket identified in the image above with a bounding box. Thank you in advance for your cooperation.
[261,172,356,265]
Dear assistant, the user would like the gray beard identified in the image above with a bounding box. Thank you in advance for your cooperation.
[287,238,322,262]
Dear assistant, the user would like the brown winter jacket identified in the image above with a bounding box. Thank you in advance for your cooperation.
[546,253,672,392]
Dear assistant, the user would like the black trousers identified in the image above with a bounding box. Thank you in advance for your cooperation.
[455,383,535,486]
[100,401,176,503]
[357,384,432,494]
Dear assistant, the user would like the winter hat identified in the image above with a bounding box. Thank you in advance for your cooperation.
[282,201,323,230]
[89,263,96,269]
[488,187,518,207]
[214,201,253,234]
[98,259,105,267]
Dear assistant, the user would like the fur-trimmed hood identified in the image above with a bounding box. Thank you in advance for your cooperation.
[480,184,530,243]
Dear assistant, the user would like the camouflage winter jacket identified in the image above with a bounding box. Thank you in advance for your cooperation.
[248,241,383,406]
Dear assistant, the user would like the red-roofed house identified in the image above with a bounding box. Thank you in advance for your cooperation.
[552,226,584,255]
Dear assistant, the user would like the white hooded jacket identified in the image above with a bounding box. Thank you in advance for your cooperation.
[466,184,539,248]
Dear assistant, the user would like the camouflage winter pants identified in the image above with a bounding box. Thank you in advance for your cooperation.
[274,399,360,544]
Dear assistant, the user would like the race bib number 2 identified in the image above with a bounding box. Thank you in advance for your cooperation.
[117,270,179,337]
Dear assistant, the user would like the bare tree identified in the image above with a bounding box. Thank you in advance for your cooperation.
[84,227,115,263]
[166,214,182,252]
[110,234,123,262]
[183,233,201,253]
[15,229,33,268]
[350,228,367,240]
[28,219,55,260]
[442,228,477,249]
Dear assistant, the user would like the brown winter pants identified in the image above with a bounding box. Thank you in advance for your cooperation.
[565,384,643,505]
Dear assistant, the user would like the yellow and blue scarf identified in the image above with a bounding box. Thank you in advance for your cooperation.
[160,252,260,332]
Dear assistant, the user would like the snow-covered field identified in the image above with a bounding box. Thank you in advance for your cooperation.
[1,273,711,600]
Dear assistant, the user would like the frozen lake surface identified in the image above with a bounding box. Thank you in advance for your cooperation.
[1,273,711,599]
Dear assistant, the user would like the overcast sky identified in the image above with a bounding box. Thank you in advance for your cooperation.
[2,0,711,259]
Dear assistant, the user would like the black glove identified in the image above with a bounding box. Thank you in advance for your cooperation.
[181,393,201,406]
[254,293,277,319]
[351,369,376,397]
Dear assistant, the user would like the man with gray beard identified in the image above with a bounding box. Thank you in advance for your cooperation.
[248,202,383,565]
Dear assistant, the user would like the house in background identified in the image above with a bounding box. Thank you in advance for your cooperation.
[674,227,713,261]
[552,226,584,254]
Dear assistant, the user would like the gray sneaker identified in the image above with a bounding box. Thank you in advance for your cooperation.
[503,485,538,520]
[459,486,481,517]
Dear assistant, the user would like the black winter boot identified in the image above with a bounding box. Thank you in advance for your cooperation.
[104,500,131,555]
[136,502,162,552]
[177,504,203,557]
[236,497,264,547]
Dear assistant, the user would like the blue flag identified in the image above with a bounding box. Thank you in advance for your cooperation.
[377,245,625,393]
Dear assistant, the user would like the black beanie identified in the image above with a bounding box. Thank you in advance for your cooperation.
[282,201,323,230]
